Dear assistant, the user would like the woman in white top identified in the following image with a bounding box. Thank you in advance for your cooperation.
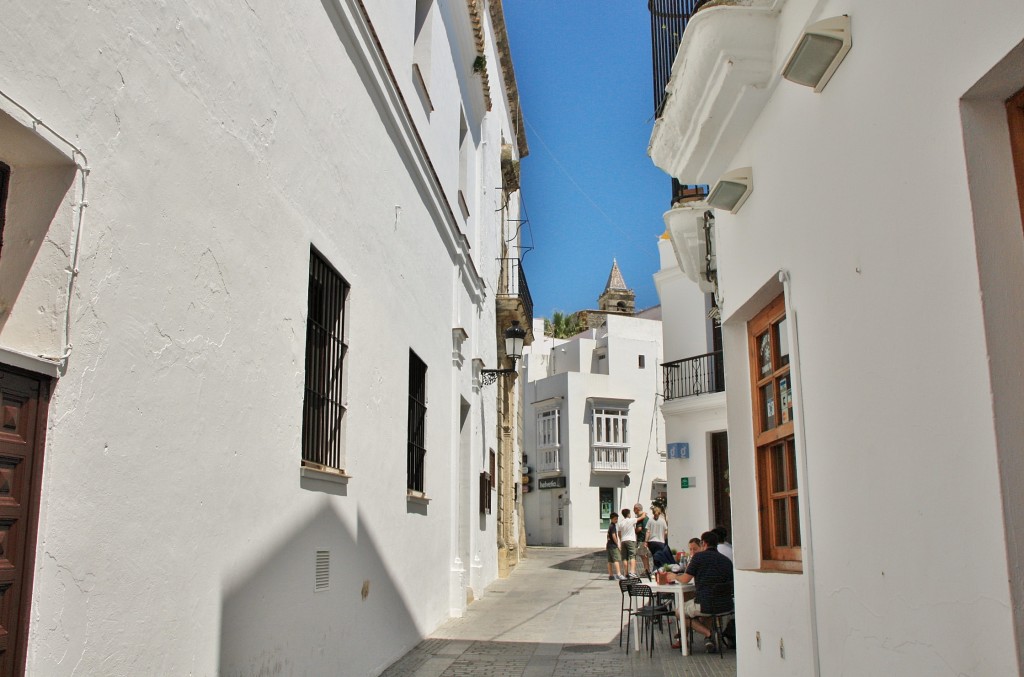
[646,504,671,568]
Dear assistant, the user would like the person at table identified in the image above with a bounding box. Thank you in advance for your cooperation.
[617,508,639,577]
[633,503,652,576]
[669,531,733,653]
[713,525,734,562]
[646,504,670,569]
[606,512,625,580]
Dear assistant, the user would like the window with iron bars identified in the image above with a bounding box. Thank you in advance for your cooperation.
[302,249,349,471]
[407,351,428,493]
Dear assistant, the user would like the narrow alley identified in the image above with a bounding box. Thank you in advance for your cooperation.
[381,548,736,677]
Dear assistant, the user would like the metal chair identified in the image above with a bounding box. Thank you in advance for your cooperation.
[618,577,636,647]
[694,581,734,658]
[626,584,676,656]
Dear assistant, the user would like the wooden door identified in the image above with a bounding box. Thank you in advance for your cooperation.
[0,367,48,677]
[710,431,731,536]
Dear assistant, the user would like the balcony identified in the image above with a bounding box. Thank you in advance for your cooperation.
[648,0,782,185]
[592,445,629,472]
[537,447,561,474]
[496,257,534,346]
[663,350,725,400]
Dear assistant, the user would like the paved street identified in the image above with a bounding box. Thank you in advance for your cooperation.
[381,547,737,677]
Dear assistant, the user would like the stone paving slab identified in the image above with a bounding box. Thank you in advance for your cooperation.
[380,547,737,677]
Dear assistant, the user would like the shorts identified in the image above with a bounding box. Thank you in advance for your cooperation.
[621,540,638,560]
[684,599,704,618]
[607,544,622,563]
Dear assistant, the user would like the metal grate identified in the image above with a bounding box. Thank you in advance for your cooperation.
[302,250,349,470]
[407,351,427,492]
[315,550,330,592]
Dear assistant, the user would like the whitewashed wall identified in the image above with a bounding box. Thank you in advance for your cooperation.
[0,0,522,674]
[653,0,1024,674]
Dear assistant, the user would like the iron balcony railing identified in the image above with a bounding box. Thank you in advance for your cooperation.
[497,258,533,329]
[649,0,713,116]
[663,350,725,400]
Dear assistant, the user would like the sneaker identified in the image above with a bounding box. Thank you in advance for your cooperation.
[616,574,627,580]
[705,639,718,654]
[608,574,615,580]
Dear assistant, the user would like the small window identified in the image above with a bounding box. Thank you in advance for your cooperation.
[0,162,9,259]
[593,408,628,446]
[302,250,349,471]
[638,355,646,369]
[489,449,496,490]
[407,351,428,493]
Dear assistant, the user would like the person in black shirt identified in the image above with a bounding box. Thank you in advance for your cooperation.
[670,530,733,652]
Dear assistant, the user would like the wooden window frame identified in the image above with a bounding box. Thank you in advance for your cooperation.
[301,249,349,472]
[748,293,802,571]
[407,351,428,493]
[1007,87,1024,233]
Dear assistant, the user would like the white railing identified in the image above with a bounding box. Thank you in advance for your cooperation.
[537,447,560,474]
[592,445,629,472]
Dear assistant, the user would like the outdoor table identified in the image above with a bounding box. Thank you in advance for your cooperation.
[644,580,695,656]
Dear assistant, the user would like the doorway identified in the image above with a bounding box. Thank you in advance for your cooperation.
[710,431,731,536]
[0,366,50,677]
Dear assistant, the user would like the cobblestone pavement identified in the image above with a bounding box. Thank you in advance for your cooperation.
[381,547,737,677]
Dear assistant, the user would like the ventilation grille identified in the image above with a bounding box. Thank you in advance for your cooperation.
[315,550,330,592]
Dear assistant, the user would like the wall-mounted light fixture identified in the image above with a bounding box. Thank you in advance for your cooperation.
[782,15,852,92]
[707,167,753,213]
[481,321,527,385]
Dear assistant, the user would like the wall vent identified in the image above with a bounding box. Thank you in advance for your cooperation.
[315,550,330,592]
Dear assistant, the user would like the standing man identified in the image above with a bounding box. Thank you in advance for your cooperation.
[633,503,651,576]
[617,508,638,577]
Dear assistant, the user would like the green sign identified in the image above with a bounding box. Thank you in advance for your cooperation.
[681,477,697,489]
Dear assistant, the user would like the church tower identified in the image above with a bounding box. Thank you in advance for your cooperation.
[598,259,635,316]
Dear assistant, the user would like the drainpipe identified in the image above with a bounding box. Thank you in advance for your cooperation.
[778,269,821,677]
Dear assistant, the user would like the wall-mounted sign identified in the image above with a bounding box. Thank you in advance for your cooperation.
[539,476,567,490]
[667,442,689,459]
[681,477,697,489]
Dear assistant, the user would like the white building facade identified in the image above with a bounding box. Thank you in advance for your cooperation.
[650,1,1024,675]
[653,234,730,546]
[0,0,528,674]
[522,312,665,549]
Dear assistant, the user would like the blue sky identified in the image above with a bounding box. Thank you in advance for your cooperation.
[503,2,673,320]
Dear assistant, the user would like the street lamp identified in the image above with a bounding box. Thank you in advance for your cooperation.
[481,321,526,385]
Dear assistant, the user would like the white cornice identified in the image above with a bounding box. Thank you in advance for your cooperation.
[325,0,488,304]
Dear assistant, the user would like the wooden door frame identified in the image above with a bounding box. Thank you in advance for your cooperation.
[5,364,52,677]
[1009,87,1024,231]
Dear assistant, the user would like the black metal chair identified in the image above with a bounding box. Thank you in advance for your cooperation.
[694,581,734,658]
[618,577,636,647]
[626,584,676,656]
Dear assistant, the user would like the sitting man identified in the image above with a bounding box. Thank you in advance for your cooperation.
[670,530,733,653]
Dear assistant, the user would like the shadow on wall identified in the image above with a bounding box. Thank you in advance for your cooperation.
[219,501,423,676]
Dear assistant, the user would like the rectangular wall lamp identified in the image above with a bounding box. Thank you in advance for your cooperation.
[782,15,852,92]
[707,167,753,213]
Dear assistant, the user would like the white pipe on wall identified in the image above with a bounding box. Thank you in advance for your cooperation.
[778,268,821,677]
